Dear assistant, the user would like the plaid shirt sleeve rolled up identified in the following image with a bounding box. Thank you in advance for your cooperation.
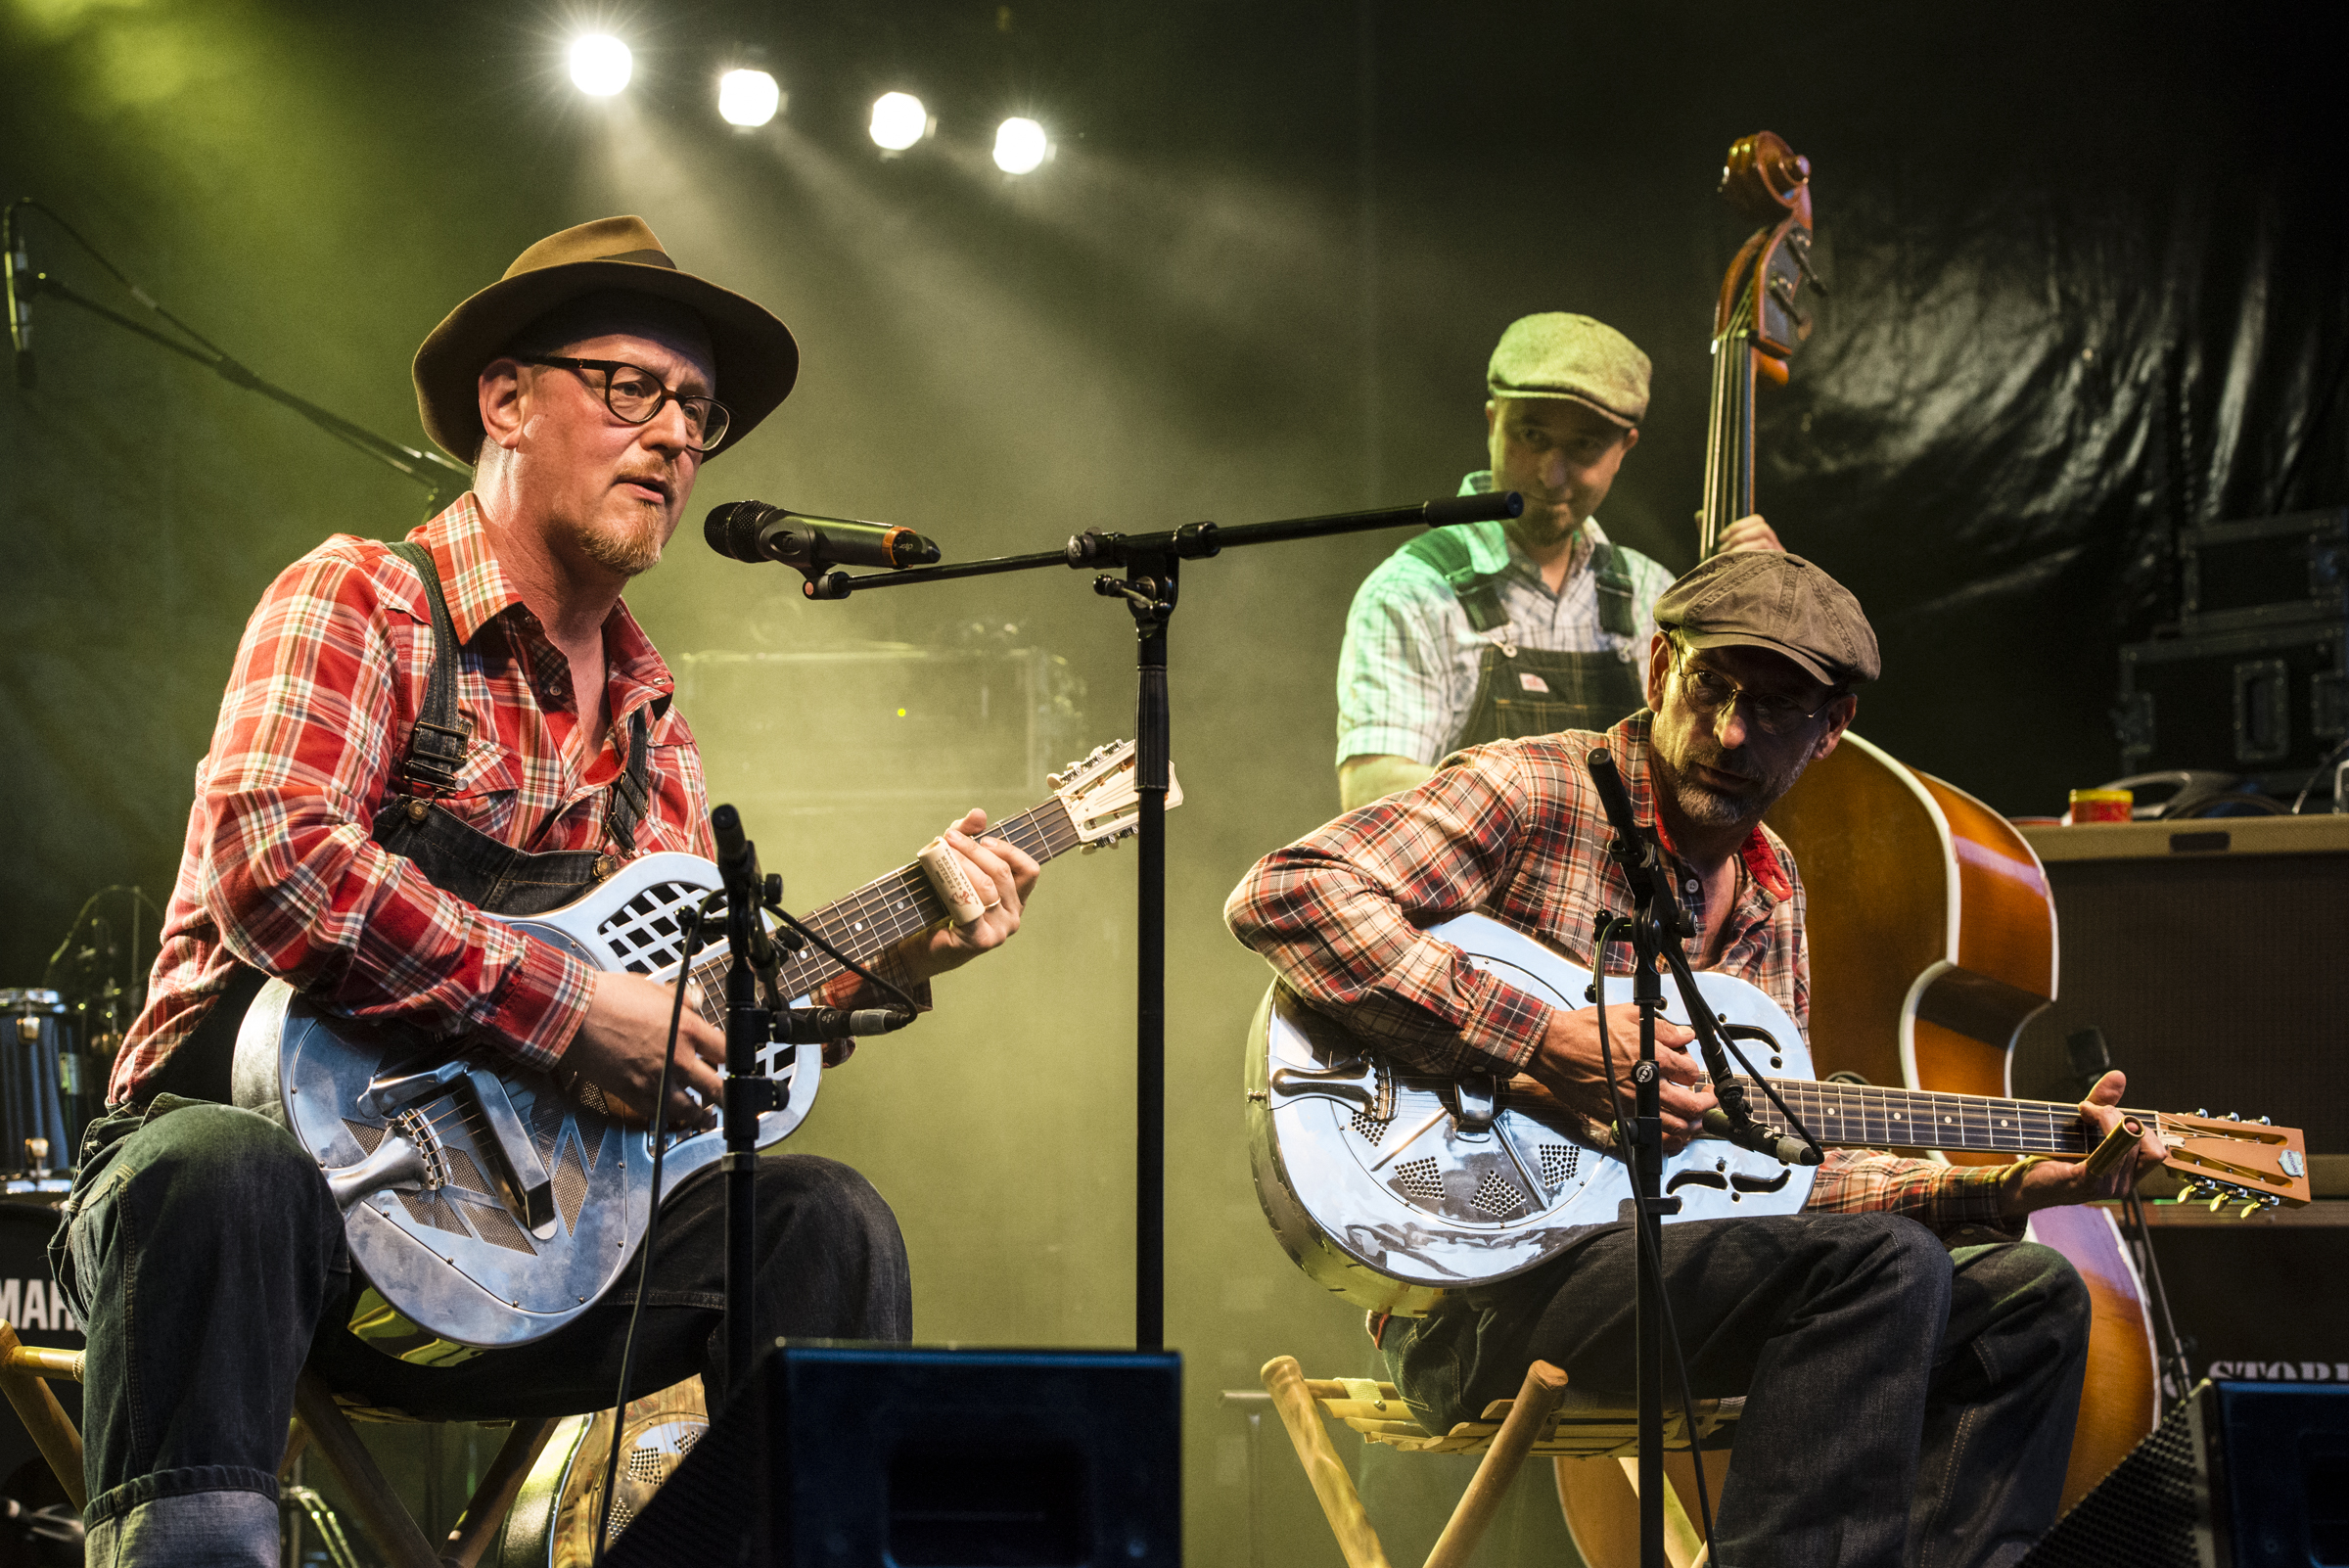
[1224,711,2023,1237]
[110,499,720,1104]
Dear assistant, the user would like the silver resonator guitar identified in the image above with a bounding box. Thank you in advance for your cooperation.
[233,741,1177,1363]
[1247,912,2310,1316]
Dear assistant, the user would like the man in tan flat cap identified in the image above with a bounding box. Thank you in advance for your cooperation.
[1335,311,1785,809]
[59,218,1040,1564]
[1235,552,2160,1564]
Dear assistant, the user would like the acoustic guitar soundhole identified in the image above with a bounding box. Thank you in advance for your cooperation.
[595,881,705,974]
[1471,1173,1525,1218]
[1392,1157,1444,1202]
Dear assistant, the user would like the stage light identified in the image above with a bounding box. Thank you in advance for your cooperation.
[992,116,1048,174]
[718,68,781,127]
[869,92,930,152]
[570,34,632,96]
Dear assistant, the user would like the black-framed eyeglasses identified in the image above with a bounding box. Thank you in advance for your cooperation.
[520,356,731,452]
[1671,652,1839,736]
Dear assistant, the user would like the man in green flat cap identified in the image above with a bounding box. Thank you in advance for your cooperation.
[1335,311,1785,809]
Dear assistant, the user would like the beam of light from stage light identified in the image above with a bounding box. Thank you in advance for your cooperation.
[570,34,631,97]
[869,92,931,152]
[992,117,1048,175]
[717,68,781,128]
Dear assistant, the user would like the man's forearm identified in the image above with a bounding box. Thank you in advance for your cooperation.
[1338,754,1437,811]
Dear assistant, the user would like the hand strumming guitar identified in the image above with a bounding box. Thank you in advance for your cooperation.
[562,970,725,1130]
[1526,1002,1716,1155]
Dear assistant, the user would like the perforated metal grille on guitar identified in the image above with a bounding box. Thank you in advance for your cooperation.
[1393,1157,1444,1202]
[440,1147,491,1199]
[396,1188,468,1236]
[1472,1172,1525,1217]
[457,1197,536,1254]
[1540,1144,1580,1190]
[1349,1109,1392,1144]
[595,881,704,974]
[553,1137,589,1234]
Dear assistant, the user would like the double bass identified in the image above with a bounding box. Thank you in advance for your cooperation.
[1558,132,2156,1564]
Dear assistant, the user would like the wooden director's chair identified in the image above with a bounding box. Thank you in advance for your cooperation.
[1261,1355,1738,1568]
[0,1318,563,1566]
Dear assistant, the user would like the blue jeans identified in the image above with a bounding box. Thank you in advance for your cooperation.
[54,1096,911,1534]
[1387,1212,2091,1568]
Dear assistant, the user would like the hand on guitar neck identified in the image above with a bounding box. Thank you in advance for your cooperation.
[1998,1070,2167,1218]
[898,807,1041,979]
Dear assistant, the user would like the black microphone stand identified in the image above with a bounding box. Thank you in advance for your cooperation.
[779,490,1521,1350]
[7,200,472,512]
[1582,749,1695,1568]
[710,805,784,1399]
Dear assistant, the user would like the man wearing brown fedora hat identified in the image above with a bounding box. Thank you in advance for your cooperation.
[1336,311,1787,811]
[61,217,1039,1564]
[1235,552,2160,1563]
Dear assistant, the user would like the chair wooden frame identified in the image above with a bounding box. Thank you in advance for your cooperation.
[0,1318,558,1568]
[1261,1355,1735,1568]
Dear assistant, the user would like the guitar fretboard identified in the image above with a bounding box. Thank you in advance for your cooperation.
[1714,1076,2112,1156]
[680,796,1087,1021]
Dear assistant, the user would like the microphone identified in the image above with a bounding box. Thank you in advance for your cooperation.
[775,1005,916,1042]
[712,802,755,884]
[4,206,32,391]
[705,500,941,572]
[1701,1106,1824,1166]
[1583,748,1643,851]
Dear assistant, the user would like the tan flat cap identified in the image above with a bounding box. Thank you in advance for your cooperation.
[1487,312,1651,427]
[413,215,799,463]
[1654,551,1880,686]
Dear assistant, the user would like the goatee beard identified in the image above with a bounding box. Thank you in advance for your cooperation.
[576,513,666,576]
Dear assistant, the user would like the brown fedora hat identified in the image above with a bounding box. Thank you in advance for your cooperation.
[412,215,798,462]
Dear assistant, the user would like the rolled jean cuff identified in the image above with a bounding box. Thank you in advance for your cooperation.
[85,1465,280,1529]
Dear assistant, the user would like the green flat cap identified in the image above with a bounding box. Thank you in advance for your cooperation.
[1486,312,1651,427]
[1655,550,1880,686]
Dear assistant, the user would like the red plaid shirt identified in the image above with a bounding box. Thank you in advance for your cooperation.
[1225,712,2018,1234]
[113,497,714,1103]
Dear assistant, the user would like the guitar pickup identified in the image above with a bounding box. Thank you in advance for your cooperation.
[460,1069,557,1233]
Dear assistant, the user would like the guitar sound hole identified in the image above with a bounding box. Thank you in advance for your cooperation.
[1471,1172,1525,1218]
[1392,1157,1444,1203]
[1349,1109,1392,1145]
[1539,1144,1580,1190]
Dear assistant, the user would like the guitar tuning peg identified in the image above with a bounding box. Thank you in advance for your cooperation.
[2259,1116,2271,1126]
[2238,1201,2262,1220]
[2226,1111,2240,1122]
[2194,1108,2208,1118]
[2206,1191,2228,1214]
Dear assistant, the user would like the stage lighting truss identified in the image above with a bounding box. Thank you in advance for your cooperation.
[869,92,932,153]
[718,68,782,127]
[569,34,632,97]
[993,116,1049,174]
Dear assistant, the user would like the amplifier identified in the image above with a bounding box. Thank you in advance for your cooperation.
[2013,818,2349,1186]
[2135,1208,2349,1389]
[2019,1380,2349,1567]
[603,1344,1182,1567]
[2178,508,2348,632]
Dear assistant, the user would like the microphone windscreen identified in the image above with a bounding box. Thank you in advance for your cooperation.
[705,501,778,562]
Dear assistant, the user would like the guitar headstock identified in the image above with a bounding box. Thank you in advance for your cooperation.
[1048,739,1186,851]
[1715,130,1823,375]
[2152,1110,2313,1214]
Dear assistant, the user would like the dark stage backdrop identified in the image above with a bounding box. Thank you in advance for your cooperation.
[2,2,2342,1561]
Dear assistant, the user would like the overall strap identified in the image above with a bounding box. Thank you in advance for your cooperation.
[607,707,652,856]
[385,540,470,795]
[1589,541,1638,638]
[1403,529,1509,634]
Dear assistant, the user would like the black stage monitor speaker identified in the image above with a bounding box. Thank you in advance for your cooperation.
[2019,1380,2349,1567]
[603,1343,1182,1567]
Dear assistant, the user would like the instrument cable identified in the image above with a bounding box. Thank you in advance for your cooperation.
[1591,918,1717,1547]
[593,895,713,1563]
